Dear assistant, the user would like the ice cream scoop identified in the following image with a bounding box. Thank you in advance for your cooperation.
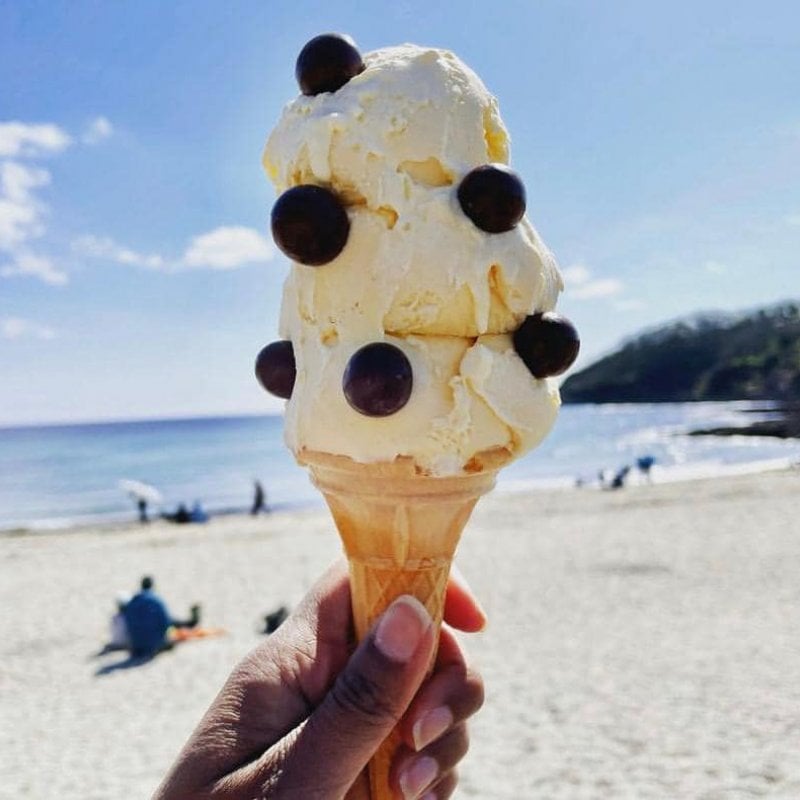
[264,39,575,473]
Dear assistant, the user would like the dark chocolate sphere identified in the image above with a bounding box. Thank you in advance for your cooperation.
[512,313,580,378]
[255,340,296,399]
[343,342,413,417]
[271,185,349,266]
[295,33,365,96]
[457,164,526,233]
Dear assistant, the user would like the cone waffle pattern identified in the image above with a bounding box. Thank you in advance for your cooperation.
[349,558,452,798]
[299,450,501,800]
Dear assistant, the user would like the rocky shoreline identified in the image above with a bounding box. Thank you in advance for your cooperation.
[690,402,800,439]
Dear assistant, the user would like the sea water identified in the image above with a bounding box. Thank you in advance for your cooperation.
[1,402,798,531]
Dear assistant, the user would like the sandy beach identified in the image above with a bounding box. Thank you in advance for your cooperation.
[2,468,800,799]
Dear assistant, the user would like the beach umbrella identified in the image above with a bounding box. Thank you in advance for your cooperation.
[118,479,163,505]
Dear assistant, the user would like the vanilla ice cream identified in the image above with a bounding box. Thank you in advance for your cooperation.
[260,40,575,475]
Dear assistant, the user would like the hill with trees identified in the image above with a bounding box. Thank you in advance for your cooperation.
[560,301,800,404]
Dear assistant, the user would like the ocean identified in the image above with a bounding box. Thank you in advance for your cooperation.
[1,402,798,532]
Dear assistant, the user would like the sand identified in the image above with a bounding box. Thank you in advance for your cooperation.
[2,468,800,799]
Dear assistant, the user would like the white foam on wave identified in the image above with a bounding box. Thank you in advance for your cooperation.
[0,510,136,534]
[495,454,798,495]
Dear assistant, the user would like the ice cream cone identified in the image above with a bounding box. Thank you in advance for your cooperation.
[298,448,509,800]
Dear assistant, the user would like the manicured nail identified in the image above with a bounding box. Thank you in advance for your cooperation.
[412,705,453,751]
[419,793,437,800]
[399,755,438,799]
[375,596,432,663]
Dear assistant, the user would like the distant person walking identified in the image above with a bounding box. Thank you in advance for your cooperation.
[609,465,631,490]
[251,480,268,515]
[636,455,656,482]
[119,480,162,523]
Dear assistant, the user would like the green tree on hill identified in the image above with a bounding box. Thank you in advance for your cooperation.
[561,302,800,403]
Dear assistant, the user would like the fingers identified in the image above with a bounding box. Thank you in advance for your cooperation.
[391,725,468,799]
[386,627,483,799]
[398,627,484,752]
[426,770,458,800]
[443,565,487,633]
[155,562,485,800]
[241,595,437,798]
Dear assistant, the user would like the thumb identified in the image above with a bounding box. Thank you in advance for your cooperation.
[269,595,435,797]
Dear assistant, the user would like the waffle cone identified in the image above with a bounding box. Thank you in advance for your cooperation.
[298,448,508,800]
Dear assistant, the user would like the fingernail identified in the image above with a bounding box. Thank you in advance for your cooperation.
[399,755,438,799]
[419,793,437,800]
[412,705,453,751]
[375,596,432,663]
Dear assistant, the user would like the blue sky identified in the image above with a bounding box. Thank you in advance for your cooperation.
[1,0,798,425]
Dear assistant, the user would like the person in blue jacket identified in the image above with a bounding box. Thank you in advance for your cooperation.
[122,576,172,658]
[121,576,203,658]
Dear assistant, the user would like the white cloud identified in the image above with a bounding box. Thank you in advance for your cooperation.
[82,116,114,145]
[0,251,68,285]
[1,118,270,287]
[0,116,115,287]
[0,122,72,158]
[73,225,275,273]
[0,127,70,286]
[72,235,165,269]
[572,278,625,299]
[182,226,275,270]
[0,160,67,285]
[704,259,727,274]
[561,263,592,285]
[562,262,625,300]
[1,160,50,203]
[784,212,800,227]
[1,316,56,340]
[0,161,50,249]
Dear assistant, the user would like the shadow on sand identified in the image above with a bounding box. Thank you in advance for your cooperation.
[93,650,165,676]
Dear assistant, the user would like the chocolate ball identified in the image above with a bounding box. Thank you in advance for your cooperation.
[457,164,526,233]
[512,313,580,378]
[296,33,365,96]
[343,342,413,417]
[271,185,349,266]
[255,340,296,399]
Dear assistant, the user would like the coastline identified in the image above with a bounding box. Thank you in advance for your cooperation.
[3,468,800,797]
[5,452,799,536]
[689,400,800,439]
[0,497,324,537]
[5,401,800,534]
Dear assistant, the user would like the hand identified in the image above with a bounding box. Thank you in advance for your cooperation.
[154,561,486,800]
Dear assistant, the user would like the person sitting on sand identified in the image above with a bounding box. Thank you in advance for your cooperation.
[154,562,484,799]
[262,604,289,634]
[95,592,133,656]
[109,592,132,650]
[123,576,173,658]
[123,576,201,658]
[189,501,208,524]
[162,503,191,524]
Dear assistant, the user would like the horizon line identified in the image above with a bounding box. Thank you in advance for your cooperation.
[0,409,285,432]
